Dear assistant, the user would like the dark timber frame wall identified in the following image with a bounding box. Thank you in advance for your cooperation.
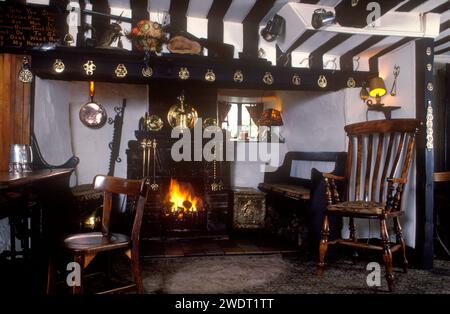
[415,38,435,269]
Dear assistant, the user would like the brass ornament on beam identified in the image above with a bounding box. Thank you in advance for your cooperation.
[347,77,356,88]
[142,66,153,78]
[18,57,33,83]
[234,70,243,83]
[426,63,432,72]
[53,59,65,73]
[292,74,301,86]
[179,67,190,80]
[115,64,128,78]
[426,101,434,151]
[318,75,327,88]
[426,47,432,56]
[427,82,434,92]
[263,72,274,85]
[204,69,216,82]
[83,60,96,76]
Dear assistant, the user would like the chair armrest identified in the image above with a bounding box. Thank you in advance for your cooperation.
[323,174,345,205]
[323,173,346,181]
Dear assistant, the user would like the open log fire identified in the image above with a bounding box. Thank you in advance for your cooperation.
[164,178,206,230]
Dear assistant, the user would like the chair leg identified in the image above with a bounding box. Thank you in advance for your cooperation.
[317,215,330,275]
[129,246,144,294]
[394,217,408,273]
[380,218,394,292]
[349,217,358,262]
[46,256,55,295]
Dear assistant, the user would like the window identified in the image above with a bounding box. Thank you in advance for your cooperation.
[221,103,261,141]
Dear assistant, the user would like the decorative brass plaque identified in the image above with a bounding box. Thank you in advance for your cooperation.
[233,188,266,229]
[83,60,96,76]
[318,75,327,88]
[263,72,274,85]
[179,67,190,80]
[115,64,128,78]
[142,66,153,77]
[53,59,65,73]
[234,70,243,83]
[347,77,356,88]
[204,69,216,82]
[292,74,301,86]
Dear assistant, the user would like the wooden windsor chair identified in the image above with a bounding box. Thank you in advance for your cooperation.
[317,119,421,291]
[47,175,148,294]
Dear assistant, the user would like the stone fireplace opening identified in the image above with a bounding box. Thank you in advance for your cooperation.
[162,178,207,232]
[126,82,231,239]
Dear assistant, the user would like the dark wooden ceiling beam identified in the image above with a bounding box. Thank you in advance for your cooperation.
[435,35,450,48]
[340,35,385,71]
[241,0,276,58]
[276,30,316,67]
[169,0,190,33]
[309,33,352,69]
[130,0,149,22]
[335,0,404,28]
[76,0,86,47]
[91,0,110,46]
[429,2,449,14]
[396,0,424,12]
[441,20,450,32]
[207,0,232,43]
[435,46,450,55]
[368,37,412,72]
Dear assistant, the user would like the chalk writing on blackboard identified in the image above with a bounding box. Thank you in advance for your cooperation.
[0,3,59,49]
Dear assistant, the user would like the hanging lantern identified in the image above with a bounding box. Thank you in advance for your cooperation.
[167,93,198,129]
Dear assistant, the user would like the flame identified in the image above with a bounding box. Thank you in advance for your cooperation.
[167,178,203,213]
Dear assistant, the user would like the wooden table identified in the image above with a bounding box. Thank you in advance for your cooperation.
[0,168,74,188]
[0,168,75,294]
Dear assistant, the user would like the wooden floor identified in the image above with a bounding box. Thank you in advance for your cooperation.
[140,235,299,258]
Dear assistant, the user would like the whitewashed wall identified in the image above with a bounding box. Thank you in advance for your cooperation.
[34,79,147,185]
[230,42,417,247]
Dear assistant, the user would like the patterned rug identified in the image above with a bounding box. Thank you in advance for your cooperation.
[124,254,450,294]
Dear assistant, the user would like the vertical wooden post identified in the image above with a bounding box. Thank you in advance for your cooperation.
[415,38,434,269]
[0,54,31,171]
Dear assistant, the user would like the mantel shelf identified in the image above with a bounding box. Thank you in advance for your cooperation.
[27,47,376,91]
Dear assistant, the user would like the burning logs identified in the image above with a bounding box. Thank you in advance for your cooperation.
[163,178,206,230]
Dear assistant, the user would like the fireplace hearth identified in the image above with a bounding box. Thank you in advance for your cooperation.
[126,83,231,239]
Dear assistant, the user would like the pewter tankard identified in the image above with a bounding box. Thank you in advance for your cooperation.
[9,144,33,173]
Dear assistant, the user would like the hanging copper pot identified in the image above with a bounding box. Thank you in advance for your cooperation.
[79,81,107,129]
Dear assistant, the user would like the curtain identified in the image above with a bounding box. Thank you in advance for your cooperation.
[245,103,264,126]
[218,101,232,123]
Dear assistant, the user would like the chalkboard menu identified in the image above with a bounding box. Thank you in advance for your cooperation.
[0,2,59,49]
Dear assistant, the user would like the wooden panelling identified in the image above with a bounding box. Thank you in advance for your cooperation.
[0,54,31,171]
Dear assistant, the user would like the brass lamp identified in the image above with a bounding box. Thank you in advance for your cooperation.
[368,76,387,106]
[259,109,283,142]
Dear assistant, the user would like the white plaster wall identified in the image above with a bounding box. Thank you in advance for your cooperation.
[231,142,288,188]
[34,79,147,185]
[342,42,417,247]
[232,42,417,247]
